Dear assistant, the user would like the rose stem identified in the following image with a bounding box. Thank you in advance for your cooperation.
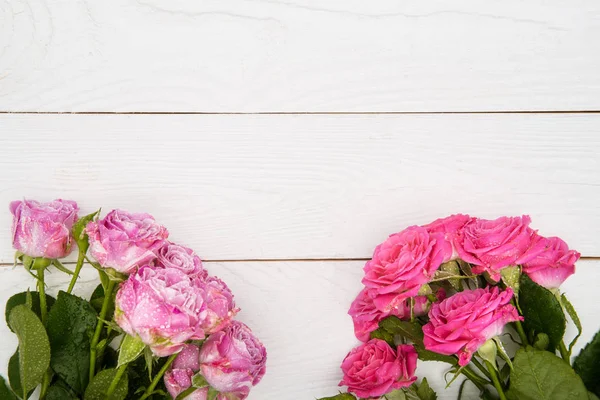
[460,366,489,390]
[513,319,529,346]
[470,358,493,381]
[558,341,571,365]
[484,360,507,400]
[37,266,52,400]
[175,386,198,400]
[140,353,178,400]
[66,249,86,294]
[106,363,128,398]
[89,279,116,382]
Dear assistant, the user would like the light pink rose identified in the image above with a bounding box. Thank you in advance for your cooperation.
[10,199,78,259]
[155,241,208,279]
[202,276,239,335]
[349,288,432,342]
[86,209,169,274]
[423,214,470,259]
[115,266,238,356]
[339,340,417,398]
[199,321,267,400]
[454,215,536,281]
[521,236,580,289]
[362,226,452,312]
[423,287,522,366]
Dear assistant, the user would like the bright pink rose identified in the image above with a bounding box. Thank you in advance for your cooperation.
[339,340,417,398]
[454,215,536,281]
[86,209,169,274]
[10,199,78,259]
[362,226,451,312]
[349,288,431,342]
[199,321,267,400]
[522,236,580,289]
[155,241,208,279]
[115,266,238,356]
[423,287,522,366]
[423,214,470,259]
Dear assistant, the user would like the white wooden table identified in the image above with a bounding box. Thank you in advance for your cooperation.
[0,1,599,399]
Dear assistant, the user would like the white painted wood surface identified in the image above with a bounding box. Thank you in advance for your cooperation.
[1,114,599,260]
[1,1,600,112]
[0,261,598,399]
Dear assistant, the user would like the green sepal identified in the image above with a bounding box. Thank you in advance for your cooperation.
[561,293,582,357]
[52,259,74,275]
[501,265,521,296]
[72,209,100,254]
[476,339,498,370]
[118,335,146,367]
[493,337,513,370]
[192,373,210,388]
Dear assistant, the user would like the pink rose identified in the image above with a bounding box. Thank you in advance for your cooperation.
[454,215,536,281]
[10,199,78,259]
[349,288,431,342]
[115,266,237,356]
[199,321,267,400]
[423,214,470,259]
[202,276,240,335]
[423,287,522,366]
[362,226,451,312]
[86,209,169,274]
[339,340,417,398]
[156,241,208,279]
[522,236,580,289]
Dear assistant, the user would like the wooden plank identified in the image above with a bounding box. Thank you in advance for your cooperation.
[1,1,599,112]
[0,260,598,399]
[1,113,599,260]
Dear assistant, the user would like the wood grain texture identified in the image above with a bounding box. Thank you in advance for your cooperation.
[1,0,599,112]
[1,113,599,260]
[0,260,597,399]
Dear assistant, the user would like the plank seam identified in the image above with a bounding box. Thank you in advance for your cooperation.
[1,111,600,116]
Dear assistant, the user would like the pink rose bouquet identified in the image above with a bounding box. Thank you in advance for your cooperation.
[0,201,266,400]
[321,214,596,400]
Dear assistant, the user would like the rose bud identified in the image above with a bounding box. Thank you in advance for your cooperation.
[454,215,537,281]
[86,209,168,274]
[199,321,267,400]
[349,288,431,342]
[155,241,208,279]
[362,226,452,312]
[339,339,417,398]
[423,286,522,366]
[522,236,580,289]
[115,266,238,356]
[10,199,78,259]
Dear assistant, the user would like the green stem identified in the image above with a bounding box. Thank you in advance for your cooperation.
[471,357,493,381]
[66,250,86,294]
[89,280,116,382]
[175,385,198,400]
[37,268,47,326]
[461,365,490,390]
[106,364,128,398]
[140,353,178,400]
[513,319,529,346]
[485,360,507,400]
[559,341,571,365]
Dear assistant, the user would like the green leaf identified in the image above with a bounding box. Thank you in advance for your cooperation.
[316,394,356,400]
[519,274,566,351]
[414,345,457,365]
[380,316,424,343]
[8,305,51,397]
[562,293,582,356]
[5,291,56,332]
[8,349,34,399]
[0,375,17,400]
[506,347,588,400]
[84,368,128,400]
[118,335,146,367]
[574,329,600,396]
[72,210,100,253]
[417,378,438,400]
[370,327,396,346]
[46,380,79,400]
[47,291,98,394]
[386,389,407,399]
[589,393,600,400]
